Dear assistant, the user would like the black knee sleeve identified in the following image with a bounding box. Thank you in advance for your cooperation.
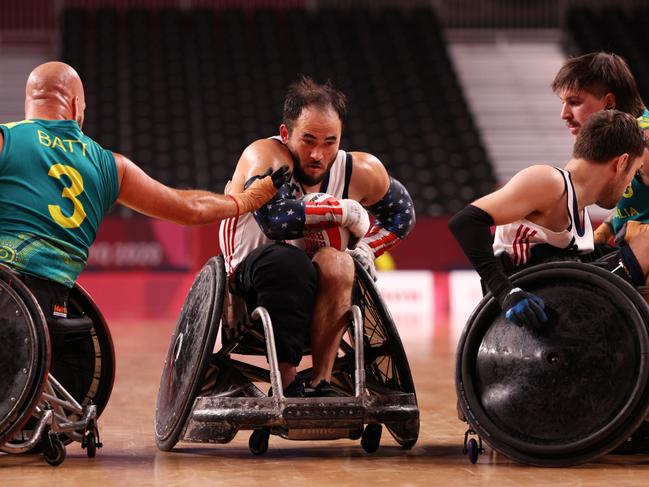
[237,243,317,365]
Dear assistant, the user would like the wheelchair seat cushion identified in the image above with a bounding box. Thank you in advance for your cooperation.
[46,316,93,335]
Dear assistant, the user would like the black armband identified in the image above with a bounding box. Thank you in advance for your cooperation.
[448,204,514,305]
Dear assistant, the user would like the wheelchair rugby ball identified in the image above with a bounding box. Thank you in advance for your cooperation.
[292,193,351,256]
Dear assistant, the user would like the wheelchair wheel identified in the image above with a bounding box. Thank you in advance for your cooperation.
[249,428,270,456]
[334,261,419,448]
[61,283,115,416]
[0,272,50,444]
[155,256,225,451]
[43,432,66,466]
[31,282,115,448]
[456,262,649,466]
[466,438,479,464]
[361,423,382,453]
[5,279,115,450]
[84,431,97,458]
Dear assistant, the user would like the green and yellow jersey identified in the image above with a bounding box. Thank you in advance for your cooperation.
[0,119,119,287]
[609,109,649,237]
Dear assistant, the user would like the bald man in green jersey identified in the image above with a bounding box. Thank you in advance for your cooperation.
[0,61,288,318]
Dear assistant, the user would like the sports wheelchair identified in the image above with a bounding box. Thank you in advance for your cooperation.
[154,255,419,455]
[456,260,649,466]
[0,265,114,466]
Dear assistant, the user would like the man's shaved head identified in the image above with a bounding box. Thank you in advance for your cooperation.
[25,61,86,128]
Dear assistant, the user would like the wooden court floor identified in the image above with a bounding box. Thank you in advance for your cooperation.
[2,318,649,486]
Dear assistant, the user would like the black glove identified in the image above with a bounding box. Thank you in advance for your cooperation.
[260,165,291,189]
[501,287,548,329]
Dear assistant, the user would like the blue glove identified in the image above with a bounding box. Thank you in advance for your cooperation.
[501,287,548,329]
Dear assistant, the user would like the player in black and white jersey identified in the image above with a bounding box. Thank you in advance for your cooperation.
[219,76,415,396]
[449,110,646,330]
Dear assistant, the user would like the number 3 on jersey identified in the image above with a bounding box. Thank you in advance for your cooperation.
[48,164,87,228]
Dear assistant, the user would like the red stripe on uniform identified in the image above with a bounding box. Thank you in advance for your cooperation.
[524,229,537,264]
[226,216,238,271]
[519,227,532,264]
[512,224,524,266]
[221,218,230,268]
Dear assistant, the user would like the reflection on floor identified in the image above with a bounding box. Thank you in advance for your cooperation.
[4,303,649,486]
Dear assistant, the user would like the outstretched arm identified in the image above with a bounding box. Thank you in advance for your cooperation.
[115,152,288,225]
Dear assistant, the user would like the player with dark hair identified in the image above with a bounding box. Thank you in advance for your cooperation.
[0,61,288,319]
[552,51,645,132]
[220,75,415,396]
[449,110,646,329]
[552,51,649,281]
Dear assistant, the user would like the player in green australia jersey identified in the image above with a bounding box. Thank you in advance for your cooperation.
[594,109,649,245]
[0,61,288,318]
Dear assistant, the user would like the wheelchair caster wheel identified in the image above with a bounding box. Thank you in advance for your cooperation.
[463,429,483,464]
[249,429,269,456]
[466,438,479,464]
[85,432,97,458]
[44,434,66,466]
[349,427,363,441]
[400,438,416,450]
[361,424,382,453]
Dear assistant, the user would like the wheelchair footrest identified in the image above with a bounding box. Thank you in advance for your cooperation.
[181,393,419,444]
[284,427,362,441]
[283,404,364,430]
[364,393,419,423]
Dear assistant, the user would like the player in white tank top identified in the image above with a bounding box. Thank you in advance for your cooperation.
[449,110,646,330]
[215,77,415,395]
[493,168,594,266]
[219,137,351,275]
[216,76,416,395]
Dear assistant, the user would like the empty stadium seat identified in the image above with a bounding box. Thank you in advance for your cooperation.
[59,6,495,215]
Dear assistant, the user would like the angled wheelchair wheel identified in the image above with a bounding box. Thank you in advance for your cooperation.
[0,271,50,445]
[456,262,649,466]
[334,261,419,448]
[56,283,115,420]
[4,277,115,450]
[155,256,225,451]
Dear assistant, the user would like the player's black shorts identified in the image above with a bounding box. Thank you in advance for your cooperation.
[232,243,317,365]
[18,273,70,319]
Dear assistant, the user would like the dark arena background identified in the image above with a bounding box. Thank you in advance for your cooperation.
[2,0,649,484]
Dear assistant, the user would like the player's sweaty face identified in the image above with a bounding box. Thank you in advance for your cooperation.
[558,88,609,136]
[286,106,342,187]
